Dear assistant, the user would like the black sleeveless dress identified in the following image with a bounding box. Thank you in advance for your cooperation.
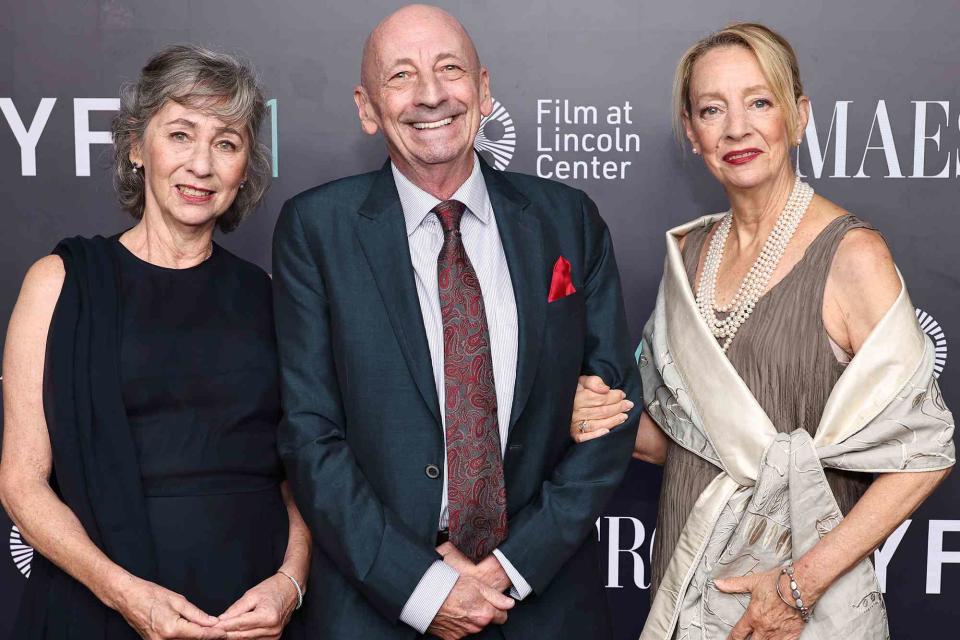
[112,238,293,616]
[14,236,304,639]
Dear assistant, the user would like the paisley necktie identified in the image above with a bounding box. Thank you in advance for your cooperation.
[434,199,507,562]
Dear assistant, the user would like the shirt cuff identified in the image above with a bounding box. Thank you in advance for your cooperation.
[492,548,533,600]
[398,560,460,633]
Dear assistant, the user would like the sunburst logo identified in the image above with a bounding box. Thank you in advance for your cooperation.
[9,525,33,578]
[475,99,516,170]
[916,308,948,378]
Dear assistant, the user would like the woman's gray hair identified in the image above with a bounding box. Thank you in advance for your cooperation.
[111,44,269,232]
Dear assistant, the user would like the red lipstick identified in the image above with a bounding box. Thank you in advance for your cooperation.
[722,148,763,165]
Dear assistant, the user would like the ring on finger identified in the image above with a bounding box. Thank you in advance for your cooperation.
[578,419,588,433]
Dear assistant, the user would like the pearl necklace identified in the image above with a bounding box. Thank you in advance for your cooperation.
[696,177,815,352]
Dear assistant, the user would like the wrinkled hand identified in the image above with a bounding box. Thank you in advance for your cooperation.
[114,576,224,640]
[571,375,632,443]
[427,574,514,640]
[215,573,298,640]
[714,570,806,640]
[436,542,511,592]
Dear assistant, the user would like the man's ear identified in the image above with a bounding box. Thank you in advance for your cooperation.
[478,67,493,118]
[354,86,380,136]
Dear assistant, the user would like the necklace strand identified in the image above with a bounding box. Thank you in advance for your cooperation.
[696,177,815,352]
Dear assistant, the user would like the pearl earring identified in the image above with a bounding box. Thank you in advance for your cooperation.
[132,163,141,173]
[692,147,700,155]
[239,181,246,190]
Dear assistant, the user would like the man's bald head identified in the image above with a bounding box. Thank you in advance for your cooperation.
[353,4,492,192]
[360,4,481,90]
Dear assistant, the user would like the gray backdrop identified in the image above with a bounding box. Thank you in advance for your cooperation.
[1,1,958,637]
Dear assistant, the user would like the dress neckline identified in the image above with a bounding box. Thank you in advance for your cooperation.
[113,235,221,273]
[692,214,854,309]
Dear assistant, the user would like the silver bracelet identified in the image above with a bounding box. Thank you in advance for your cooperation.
[776,563,811,623]
[277,570,304,610]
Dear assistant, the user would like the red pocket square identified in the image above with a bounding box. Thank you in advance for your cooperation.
[547,256,577,302]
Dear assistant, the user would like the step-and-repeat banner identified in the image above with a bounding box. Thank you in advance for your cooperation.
[1,1,958,638]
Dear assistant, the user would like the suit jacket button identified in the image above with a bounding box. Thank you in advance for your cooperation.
[425,464,441,479]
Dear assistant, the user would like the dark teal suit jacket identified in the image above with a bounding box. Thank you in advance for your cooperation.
[272,159,641,639]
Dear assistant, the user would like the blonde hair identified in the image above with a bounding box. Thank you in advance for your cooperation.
[672,22,804,146]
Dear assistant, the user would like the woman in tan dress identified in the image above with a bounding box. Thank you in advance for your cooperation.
[570,23,952,640]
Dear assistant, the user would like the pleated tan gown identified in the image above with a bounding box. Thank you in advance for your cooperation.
[650,214,876,596]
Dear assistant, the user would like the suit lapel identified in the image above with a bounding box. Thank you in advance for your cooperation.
[355,162,442,427]
[481,162,546,432]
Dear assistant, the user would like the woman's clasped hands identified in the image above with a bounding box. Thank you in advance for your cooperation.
[112,574,223,640]
[214,572,300,640]
[114,571,299,640]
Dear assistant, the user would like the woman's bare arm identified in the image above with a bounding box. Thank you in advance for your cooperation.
[214,481,313,635]
[633,411,669,465]
[0,256,223,640]
[800,226,951,598]
[0,256,128,606]
[278,481,312,593]
[717,223,952,639]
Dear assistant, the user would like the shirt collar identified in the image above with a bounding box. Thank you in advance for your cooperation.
[391,155,491,237]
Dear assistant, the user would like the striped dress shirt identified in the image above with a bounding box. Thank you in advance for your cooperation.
[392,158,533,633]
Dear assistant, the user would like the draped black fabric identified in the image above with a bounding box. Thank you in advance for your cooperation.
[15,236,152,639]
[14,235,300,639]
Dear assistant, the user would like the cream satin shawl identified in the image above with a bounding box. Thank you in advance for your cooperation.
[638,215,956,640]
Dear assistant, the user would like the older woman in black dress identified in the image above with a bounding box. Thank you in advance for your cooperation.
[0,45,309,640]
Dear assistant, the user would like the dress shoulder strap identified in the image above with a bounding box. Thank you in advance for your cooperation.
[792,214,880,299]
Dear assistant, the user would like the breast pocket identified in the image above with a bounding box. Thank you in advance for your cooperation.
[545,289,586,361]
[547,287,585,310]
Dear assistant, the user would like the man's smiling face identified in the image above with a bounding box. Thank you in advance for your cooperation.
[355,5,492,177]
